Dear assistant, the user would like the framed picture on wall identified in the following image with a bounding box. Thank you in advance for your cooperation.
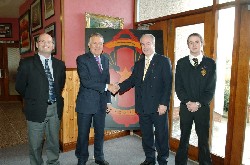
[31,0,42,32]
[44,0,55,20]
[19,10,31,54]
[0,23,12,38]
[32,34,40,52]
[85,12,124,29]
[45,23,56,55]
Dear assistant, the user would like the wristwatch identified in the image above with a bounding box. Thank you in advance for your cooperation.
[196,102,201,108]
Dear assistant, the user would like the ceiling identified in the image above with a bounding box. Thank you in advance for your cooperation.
[0,0,26,18]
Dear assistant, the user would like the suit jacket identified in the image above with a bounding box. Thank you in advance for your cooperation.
[175,55,216,106]
[15,54,66,122]
[119,53,172,114]
[75,52,111,114]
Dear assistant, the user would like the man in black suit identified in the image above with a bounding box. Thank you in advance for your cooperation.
[75,33,114,165]
[116,34,172,165]
[15,33,66,165]
[175,33,216,165]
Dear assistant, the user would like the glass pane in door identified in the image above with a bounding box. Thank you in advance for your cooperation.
[211,7,235,157]
[242,47,250,165]
[7,48,20,95]
[172,23,204,147]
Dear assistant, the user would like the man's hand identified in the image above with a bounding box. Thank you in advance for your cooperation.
[107,83,120,94]
[157,105,167,115]
[186,101,199,112]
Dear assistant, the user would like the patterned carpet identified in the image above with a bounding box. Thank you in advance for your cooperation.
[0,101,28,148]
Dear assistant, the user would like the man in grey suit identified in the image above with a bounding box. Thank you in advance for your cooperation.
[116,34,172,165]
[75,33,114,165]
[16,33,66,165]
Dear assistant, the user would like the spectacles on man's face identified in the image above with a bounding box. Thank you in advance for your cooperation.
[38,40,54,45]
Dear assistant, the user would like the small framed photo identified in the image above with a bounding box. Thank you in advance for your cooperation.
[44,0,55,20]
[32,34,40,52]
[19,10,31,54]
[31,0,42,32]
[0,23,12,38]
[45,23,56,55]
[85,12,124,29]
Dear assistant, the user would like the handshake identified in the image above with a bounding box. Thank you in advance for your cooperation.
[108,83,120,94]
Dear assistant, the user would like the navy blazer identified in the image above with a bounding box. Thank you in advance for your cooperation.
[119,53,172,114]
[15,54,66,122]
[75,52,111,114]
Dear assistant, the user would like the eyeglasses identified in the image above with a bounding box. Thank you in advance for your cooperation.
[38,40,54,45]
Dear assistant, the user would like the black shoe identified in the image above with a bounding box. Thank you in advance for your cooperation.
[95,160,109,165]
[140,160,156,165]
[77,159,86,165]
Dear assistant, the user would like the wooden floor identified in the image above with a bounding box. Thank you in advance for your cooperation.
[0,101,27,148]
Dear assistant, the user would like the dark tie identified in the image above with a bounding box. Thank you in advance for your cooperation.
[45,59,56,102]
[95,56,102,73]
[192,58,198,67]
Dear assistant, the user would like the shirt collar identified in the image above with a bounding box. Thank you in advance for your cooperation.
[145,53,155,61]
[38,53,51,61]
[189,54,203,64]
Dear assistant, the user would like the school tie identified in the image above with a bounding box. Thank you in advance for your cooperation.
[45,59,56,103]
[95,56,103,73]
[143,58,150,81]
[192,58,198,67]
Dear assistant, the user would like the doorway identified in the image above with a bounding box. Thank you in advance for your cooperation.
[0,43,21,101]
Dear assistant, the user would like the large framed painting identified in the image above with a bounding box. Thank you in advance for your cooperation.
[19,10,31,54]
[85,12,124,29]
[44,0,55,20]
[85,28,164,130]
[0,23,12,38]
[31,0,42,32]
[45,23,56,55]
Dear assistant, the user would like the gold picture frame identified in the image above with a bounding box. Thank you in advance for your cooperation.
[19,10,31,54]
[31,0,42,32]
[44,0,55,20]
[85,12,124,29]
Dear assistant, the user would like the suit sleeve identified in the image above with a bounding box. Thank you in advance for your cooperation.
[15,59,28,97]
[160,57,172,108]
[106,59,111,103]
[77,56,106,93]
[60,62,66,92]
[118,64,137,93]
[175,60,189,104]
[198,60,216,105]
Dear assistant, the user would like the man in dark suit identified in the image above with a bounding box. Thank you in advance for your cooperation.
[15,33,66,165]
[175,33,216,165]
[75,33,114,165]
[116,34,172,165]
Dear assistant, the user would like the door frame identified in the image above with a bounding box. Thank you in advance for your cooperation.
[0,42,21,101]
[166,11,223,163]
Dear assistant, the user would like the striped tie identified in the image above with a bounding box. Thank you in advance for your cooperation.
[192,58,198,67]
[143,58,150,80]
[95,56,103,73]
[45,59,56,102]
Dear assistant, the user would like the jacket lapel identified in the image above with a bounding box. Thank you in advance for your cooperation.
[143,54,158,81]
[33,54,47,78]
[88,53,102,74]
[52,57,58,79]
